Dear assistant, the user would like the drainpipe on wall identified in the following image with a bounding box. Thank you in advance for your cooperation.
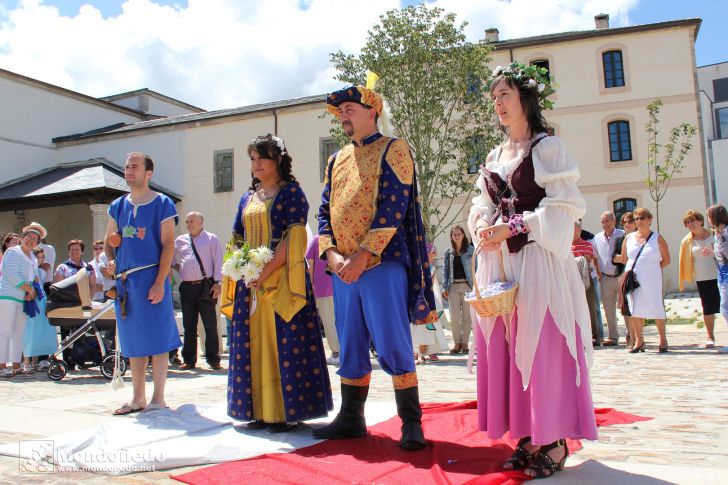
[699,90,717,204]
[273,109,278,135]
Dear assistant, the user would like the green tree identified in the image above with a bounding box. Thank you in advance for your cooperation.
[644,99,697,233]
[329,4,499,241]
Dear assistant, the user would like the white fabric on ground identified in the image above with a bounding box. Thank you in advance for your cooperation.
[0,400,397,475]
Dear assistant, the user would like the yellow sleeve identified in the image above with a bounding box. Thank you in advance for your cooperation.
[220,275,236,319]
[260,225,308,323]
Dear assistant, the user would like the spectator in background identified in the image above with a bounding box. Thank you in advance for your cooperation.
[39,236,56,295]
[593,212,624,346]
[25,224,54,365]
[572,220,602,346]
[580,227,605,343]
[22,246,58,373]
[678,210,720,348]
[306,233,339,365]
[2,233,20,252]
[617,208,670,353]
[0,224,43,377]
[442,225,474,354]
[172,211,223,371]
[53,239,95,288]
[1,233,21,277]
[53,239,95,370]
[411,243,448,364]
[706,204,728,354]
[90,239,113,301]
[614,212,635,346]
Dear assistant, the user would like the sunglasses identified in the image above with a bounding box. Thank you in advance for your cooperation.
[622,220,634,224]
[634,216,648,221]
[93,246,104,250]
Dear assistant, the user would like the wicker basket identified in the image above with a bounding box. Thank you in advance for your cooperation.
[465,249,518,317]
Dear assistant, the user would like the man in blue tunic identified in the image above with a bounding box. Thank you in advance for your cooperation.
[315,86,438,450]
[104,152,181,415]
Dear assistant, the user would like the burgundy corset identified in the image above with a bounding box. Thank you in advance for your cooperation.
[483,136,548,253]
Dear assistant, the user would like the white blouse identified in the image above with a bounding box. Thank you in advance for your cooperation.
[468,134,592,390]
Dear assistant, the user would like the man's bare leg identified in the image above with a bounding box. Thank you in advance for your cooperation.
[129,356,148,408]
[149,352,169,407]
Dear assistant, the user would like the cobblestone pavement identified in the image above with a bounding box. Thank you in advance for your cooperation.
[1,296,727,484]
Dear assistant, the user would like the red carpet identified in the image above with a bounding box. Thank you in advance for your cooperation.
[172,401,650,485]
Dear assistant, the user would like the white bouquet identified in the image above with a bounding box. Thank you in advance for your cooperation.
[222,242,274,284]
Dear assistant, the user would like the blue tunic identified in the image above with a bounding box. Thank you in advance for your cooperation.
[108,193,181,358]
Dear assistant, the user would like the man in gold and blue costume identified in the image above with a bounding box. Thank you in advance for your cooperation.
[314,85,438,450]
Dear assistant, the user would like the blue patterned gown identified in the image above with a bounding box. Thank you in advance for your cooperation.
[227,182,333,423]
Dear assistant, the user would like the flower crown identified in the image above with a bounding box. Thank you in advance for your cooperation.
[252,134,287,156]
[271,135,286,156]
[493,62,555,110]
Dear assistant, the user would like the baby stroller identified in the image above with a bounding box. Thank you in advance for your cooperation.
[45,267,127,381]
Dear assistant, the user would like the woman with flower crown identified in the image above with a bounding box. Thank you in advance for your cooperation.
[468,63,597,478]
[226,133,333,431]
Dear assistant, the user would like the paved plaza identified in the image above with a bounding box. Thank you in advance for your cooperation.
[1,296,727,484]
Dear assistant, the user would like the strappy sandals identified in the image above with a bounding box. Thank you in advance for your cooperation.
[524,438,569,479]
[503,437,570,479]
[502,436,533,470]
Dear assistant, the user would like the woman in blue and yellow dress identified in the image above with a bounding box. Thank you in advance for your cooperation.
[225,134,333,431]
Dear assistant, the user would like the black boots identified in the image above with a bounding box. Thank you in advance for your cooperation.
[313,382,426,451]
[395,386,426,451]
[312,383,369,439]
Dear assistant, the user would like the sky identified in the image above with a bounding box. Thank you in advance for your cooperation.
[0,0,724,111]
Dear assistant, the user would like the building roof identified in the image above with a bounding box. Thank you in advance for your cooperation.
[698,61,728,70]
[0,68,147,119]
[0,158,181,210]
[491,18,701,50]
[99,88,206,113]
[53,94,327,144]
[51,18,701,145]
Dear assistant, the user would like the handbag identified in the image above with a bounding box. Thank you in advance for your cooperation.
[189,235,216,303]
[620,232,653,317]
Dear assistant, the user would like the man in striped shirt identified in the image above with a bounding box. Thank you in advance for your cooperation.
[172,212,223,370]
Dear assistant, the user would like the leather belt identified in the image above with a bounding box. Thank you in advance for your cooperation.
[182,280,203,285]
[603,273,619,278]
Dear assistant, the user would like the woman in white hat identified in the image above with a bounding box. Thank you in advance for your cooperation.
[0,222,45,376]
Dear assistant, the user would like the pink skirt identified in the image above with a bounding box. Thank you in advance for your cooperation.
[475,309,598,445]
